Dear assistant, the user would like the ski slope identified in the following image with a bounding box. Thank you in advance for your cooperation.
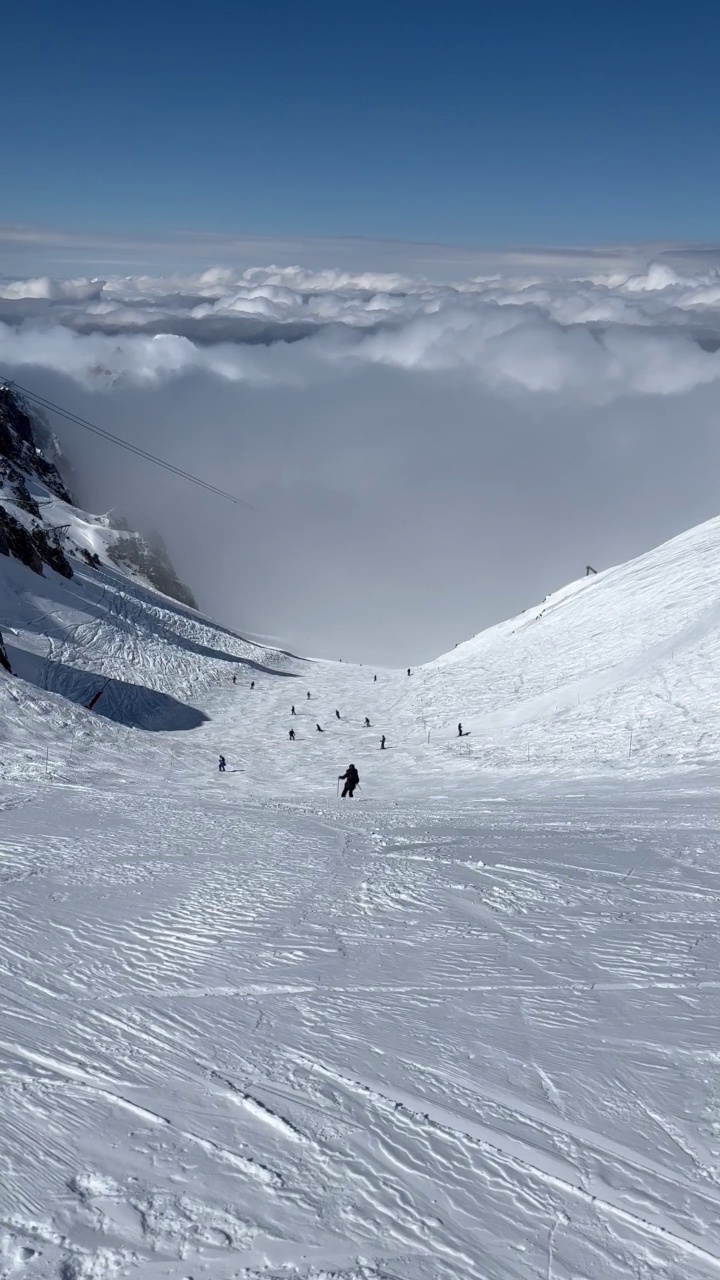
[3,512,720,1278]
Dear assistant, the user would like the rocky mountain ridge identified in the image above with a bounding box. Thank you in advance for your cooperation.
[0,385,198,671]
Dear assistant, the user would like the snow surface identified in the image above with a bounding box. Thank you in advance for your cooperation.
[3,505,720,1278]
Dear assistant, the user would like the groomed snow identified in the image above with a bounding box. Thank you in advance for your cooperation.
[3,508,720,1278]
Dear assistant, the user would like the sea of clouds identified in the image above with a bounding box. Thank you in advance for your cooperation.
[3,255,720,397]
[2,244,720,662]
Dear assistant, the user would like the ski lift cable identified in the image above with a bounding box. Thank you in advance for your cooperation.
[0,376,254,509]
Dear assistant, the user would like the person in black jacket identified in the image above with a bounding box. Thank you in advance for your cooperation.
[339,763,359,797]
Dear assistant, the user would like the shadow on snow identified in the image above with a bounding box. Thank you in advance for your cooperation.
[7,645,209,732]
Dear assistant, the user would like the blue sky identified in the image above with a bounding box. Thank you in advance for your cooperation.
[5,0,720,246]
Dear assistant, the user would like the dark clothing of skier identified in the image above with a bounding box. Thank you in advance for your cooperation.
[218,755,226,772]
[289,729,296,740]
[374,674,377,682]
[291,705,296,715]
[407,668,411,676]
[232,675,236,684]
[339,764,360,798]
[335,710,341,719]
[458,723,463,737]
[316,723,324,732]
[307,691,311,699]
[251,680,255,689]
[380,735,386,750]
[364,717,371,727]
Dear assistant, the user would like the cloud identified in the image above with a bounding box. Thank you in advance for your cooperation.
[3,238,720,663]
[0,275,106,302]
[2,256,720,400]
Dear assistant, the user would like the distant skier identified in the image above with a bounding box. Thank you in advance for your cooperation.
[407,668,411,676]
[251,680,255,690]
[458,723,463,737]
[232,675,236,684]
[335,709,341,719]
[218,755,226,772]
[291,705,296,716]
[364,717,371,727]
[307,691,311,699]
[339,763,360,798]
[380,735,386,750]
[374,674,377,682]
[289,728,296,741]
[316,723,324,732]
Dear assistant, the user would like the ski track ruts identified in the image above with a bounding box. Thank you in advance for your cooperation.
[5,669,720,1280]
[288,1054,720,1275]
[0,801,351,999]
[413,1060,720,1215]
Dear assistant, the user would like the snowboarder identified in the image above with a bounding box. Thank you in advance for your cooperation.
[289,728,296,741]
[339,763,360,798]
[380,735,386,750]
[291,705,296,716]
[316,723,324,732]
[335,710,341,719]
[218,755,226,772]
[364,717,371,727]
[458,723,463,737]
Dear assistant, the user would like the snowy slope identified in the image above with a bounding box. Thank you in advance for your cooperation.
[4,503,720,1279]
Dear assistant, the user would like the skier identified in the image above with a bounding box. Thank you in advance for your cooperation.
[232,675,236,684]
[218,755,226,772]
[374,674,377,682]
[316,723,324,732]
[407,668,411,676]
[289,728,296,741]
[380,735,386,750]
[339,763,360,798]
[364,717,371,727]
[251,680,255,690]
[307,691,311,699]
[458,723,463,737]
[291,705,296,716]
[335,709,341,719]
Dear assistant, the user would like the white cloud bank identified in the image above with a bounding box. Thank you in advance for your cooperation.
[2,254,720,401]
[3,240,720,662]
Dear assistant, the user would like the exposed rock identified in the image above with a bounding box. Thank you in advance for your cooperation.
[0,508,73,579]
[6,470,41,518]
[31,521,73,579]
[0,507,44,574]
[80,548,102,569]
[108,523,198,609]
[0,386,194,605]
[0,386,73,502]
[0,631,10,674]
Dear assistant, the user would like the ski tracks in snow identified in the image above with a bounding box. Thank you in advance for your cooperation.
[3,771,720,1276]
